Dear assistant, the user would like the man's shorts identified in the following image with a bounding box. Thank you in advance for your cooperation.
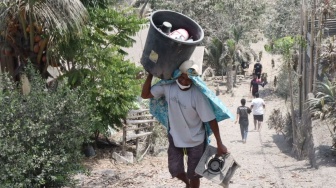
[253,114,264,122]
[167,134,205,180]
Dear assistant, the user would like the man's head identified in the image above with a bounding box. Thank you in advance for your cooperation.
[253,74,257,79]
[176,60,199,90]
[255,92,259,98]
[179,60,200,75]
[241,98,246,106]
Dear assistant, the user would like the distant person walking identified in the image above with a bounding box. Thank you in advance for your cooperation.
[253,60,263,80]
[250,92,265,131]
[250,74,260,97]
[235,99,251,143]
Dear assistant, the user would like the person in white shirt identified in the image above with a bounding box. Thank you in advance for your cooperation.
[141,60,228,188]
[250,92,265,131]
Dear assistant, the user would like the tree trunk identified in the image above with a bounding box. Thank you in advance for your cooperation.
[226,62,233,92]
[288,61,296,144]
[233,65,238,87]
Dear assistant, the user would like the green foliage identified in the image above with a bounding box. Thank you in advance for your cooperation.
[264,0,301,40]
[87,57,142,132]
[306,79,336,122]
[226,39,236,53]
[0,67,91,187]
[206,38,226,75]
[306,78,336,147]
[56,1,145,133]
[149,0,266,44]
[274,36,296,59]
[267,108,293,143]
[273,35,306,60]
[275,63,299,103]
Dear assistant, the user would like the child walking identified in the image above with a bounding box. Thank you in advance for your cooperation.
[235,99,251,143]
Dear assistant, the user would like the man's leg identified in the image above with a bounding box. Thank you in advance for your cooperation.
[176,173,190,187]
[189,178,200,188]
[243,123,249,142]
[186,141,205,188]
[258,121,262,131]
[240,123,245,141]
[253,115,257,130]
[167,134,189,187]
[258,115,264,131]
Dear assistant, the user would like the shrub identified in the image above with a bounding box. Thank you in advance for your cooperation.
[267,108,292,143]
[0,68,91,187]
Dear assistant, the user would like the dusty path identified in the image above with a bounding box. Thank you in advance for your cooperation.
[76,41,336,188]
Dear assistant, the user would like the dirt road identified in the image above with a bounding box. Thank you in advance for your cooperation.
[76,41,336,188]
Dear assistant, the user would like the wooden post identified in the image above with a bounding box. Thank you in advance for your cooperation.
[309,0,316,92]
[303,6,308,101]
[122,120,127,155]
[298,0,304,117]
[313,4,323,93]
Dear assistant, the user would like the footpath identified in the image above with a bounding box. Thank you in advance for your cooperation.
[76,41,336,188]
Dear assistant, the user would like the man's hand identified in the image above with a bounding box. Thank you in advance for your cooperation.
[208,119,228,155]
[217,142,228,155]
[141,73,154,99]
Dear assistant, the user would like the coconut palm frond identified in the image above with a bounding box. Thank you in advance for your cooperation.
[306,97,323,112]
[226,39,236,54]
[0,0,88,38]
[33,0,88,35]
[307,78,336,118]
[232,26,243,43]
[316,80,336,98]
[207,38,224,68]
[0,1,16,30]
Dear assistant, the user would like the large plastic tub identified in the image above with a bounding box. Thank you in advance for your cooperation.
[140,10,204,79]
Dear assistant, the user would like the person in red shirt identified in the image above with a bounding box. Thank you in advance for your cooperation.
[250,74,261,97]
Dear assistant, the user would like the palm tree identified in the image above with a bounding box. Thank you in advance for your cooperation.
[206,37,226,79]
[206,34,256,93]
[222,39,236,92]
[0,0,88,79]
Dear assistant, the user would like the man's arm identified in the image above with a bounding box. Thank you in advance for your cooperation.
[209,119,228,155]
[141,73,154,99]
[234,113,240,124]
